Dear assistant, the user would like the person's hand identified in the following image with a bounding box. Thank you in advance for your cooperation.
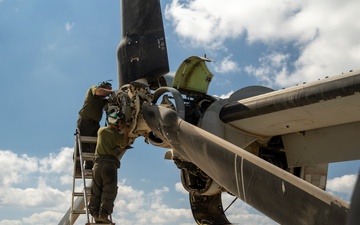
[123,125,131,133]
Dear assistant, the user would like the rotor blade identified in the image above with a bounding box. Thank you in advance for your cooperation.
[142,103,349,225]
[117,0,169,88]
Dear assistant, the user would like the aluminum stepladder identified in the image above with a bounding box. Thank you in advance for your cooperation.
[70,128,115,225]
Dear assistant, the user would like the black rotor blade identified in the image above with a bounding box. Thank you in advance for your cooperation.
[117,0,169,88]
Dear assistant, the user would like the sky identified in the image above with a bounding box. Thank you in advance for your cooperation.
[0,0,359,224]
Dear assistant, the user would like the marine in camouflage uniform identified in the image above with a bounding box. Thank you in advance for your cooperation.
[89,112,130,224]
[76,81,113,170]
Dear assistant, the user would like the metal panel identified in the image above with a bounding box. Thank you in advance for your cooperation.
[172,56,214,95]
[283,122,360,167]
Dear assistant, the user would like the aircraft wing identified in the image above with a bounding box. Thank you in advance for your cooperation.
[220,70,360,136]
[200,70,360,167]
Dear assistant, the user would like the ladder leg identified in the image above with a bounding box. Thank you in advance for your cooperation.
[77,131,91,223]
[70,129,98,225]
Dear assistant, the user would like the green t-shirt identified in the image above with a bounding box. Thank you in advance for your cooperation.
[95,126,127,161]
[78,86,107,122]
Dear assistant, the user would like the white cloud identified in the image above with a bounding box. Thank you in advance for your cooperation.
[0,150,38,186]
[115,180,145,213]
[113,181,192,225]
[222,91,234,99]
[39,147,73,175]
[245,52,290,87]
[175,182,187,194]
[165,0,250,48]
[327,174,358,198]
[0,148,357,225]
[65,22,75,33]
[0,149,72,210]
[165,0,360,87]
[149,186,169,209]
[0,220,22,225]
[214,90,234,99]
[0,177,71,209]
[22,211,63,225]
[165,0,303,47]
[213,55,240,74]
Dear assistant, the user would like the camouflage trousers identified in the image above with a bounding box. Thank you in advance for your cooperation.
[77,117,100,154]
[76,117,100,169]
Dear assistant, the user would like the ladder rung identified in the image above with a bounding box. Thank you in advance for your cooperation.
[74,187,91,196]
[74,168,93,176]
[74,192,91,197]
[75,153,95,161]
[79,136,97,143]
[86,222,115,225]
[73,191,82,196]
[74,174,92,179]
[72,209,86,214]
[81,152,96,160]
[83,169,93,175]
[74,170,92,179]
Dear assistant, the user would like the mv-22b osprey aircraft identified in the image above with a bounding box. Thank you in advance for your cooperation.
[63,0,360,224]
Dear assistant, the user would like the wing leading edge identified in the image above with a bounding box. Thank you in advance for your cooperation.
[220,70,360,137]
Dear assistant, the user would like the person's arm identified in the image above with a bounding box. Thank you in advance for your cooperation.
[95,87,113,96]
[122,126,131,148]
[115,126,131,160]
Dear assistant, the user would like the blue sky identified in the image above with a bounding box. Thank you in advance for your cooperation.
[0,0,359,224]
